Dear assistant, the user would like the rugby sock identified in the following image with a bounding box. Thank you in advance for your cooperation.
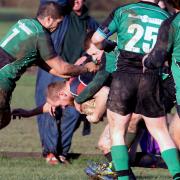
[111,145,129,180]
[161,148,180,178]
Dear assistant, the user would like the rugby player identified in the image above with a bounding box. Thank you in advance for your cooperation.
[144,0,180,154]
[91,0,180,179]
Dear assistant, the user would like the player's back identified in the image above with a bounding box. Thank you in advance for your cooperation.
[101,1,169,73]
[0,19,49,91]
[0,19,45,61]
[113,2,169,54]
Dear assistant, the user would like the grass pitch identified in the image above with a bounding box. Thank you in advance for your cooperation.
[0,72,172,180]
[0,8,173,180]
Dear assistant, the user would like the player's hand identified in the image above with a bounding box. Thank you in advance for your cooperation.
[44,103,56,117]
[11,108,32,119]
[84,62,99,73]
[74,100,82,113]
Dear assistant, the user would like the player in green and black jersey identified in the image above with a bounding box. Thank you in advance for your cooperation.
[91,0,180,179]
[0,2,97,130]
[144,1,180,172]
[144,0,180,118]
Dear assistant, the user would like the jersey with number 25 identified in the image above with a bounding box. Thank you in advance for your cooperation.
[97,1,169,72]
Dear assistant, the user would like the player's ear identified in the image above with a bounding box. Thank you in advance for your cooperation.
[45,16,53,26]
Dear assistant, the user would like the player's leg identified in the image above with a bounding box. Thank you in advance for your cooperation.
[0,109,11,129]
[86,86,109,123]
[161,74,180,150]
[169,113,180,150]
[107,73,139,180]
[0,89,11,129]
[98,124,111,156]
[107,109,131,180]
[137,72,180,179]
[58,106,80,157]
[143,115,180,179]
[98,114,143,162]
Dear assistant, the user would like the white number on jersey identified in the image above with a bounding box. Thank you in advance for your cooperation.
[125,24,158,53]
[0,21,33,48]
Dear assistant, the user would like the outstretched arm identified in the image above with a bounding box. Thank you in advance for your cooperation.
[46,56,99,77]
[11,103,53,119]
[36,56,99,78]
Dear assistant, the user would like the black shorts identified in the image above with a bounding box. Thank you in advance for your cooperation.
[107,72,165,117]
[161,74,176,113]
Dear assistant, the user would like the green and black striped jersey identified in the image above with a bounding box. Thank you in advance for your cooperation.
[0,18,57,91]
[97,1,169,73]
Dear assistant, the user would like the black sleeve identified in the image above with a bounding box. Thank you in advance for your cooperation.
[37,31,57,61]
[144,15,176,69]
[101,39,117,52]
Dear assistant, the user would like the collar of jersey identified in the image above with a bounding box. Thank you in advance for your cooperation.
[139,1,160,8]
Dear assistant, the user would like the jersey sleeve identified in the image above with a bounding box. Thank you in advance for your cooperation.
[37,31,57,61]
[96,8,119,39]
[144,16,175,69]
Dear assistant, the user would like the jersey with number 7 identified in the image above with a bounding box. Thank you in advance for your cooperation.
[0,19,56,91]
[97,1,169,73]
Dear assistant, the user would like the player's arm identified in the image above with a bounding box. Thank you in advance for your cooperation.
[75,70,110,105]
[74,55,110,104]
[11,103,52,119]
[38,32,98,77]
[46,56,99,77]
[37,54,99,78]
[91,9,117,47]
[36,59,71,79]
[144,17,174,69]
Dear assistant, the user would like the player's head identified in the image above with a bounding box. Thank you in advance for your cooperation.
[68,0,85,12]
[165,0,180,10]
[158,0,166,9]
[84,30,104,63]
[46,81,73,108]
[37,2,66,32]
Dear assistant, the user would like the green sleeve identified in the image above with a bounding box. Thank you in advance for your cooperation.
[37,31,57,61]
[75,70,110,104]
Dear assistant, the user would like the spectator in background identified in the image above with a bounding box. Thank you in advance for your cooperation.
[35,0,99,165]
[0,2,95,131]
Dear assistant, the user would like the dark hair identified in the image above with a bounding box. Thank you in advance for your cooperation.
[165,0,180,9]
[83,30,95,51]
[37,1,66,19]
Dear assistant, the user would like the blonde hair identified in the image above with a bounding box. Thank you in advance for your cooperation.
[46,81,66,101]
